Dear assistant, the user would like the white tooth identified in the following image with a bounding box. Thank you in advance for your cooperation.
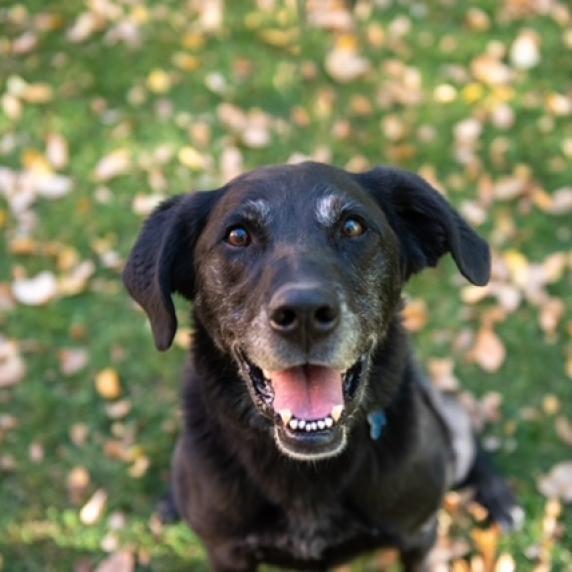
[325,416,333,428]
[331,405,343,422]
[298,420,306,429]
[305,423,312,432]
[262,369,271,379]
[317,420,325,430]
[311,422,318,431]
[289,418,298,430]
[279,409,292,425]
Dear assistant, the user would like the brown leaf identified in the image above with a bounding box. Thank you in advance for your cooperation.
[59,348,89,377]
[539,297,565,337]
[67,466,91,504]
[472,526,500,572]
[538,462,572,502]
[93,150,131,182]
[428,358,459,391]
[402,298,428,332]
[0,338,26,387]
[94,551,135,572]
[469,327,506,373]
[555,416,572,446]
[325,37,370,83]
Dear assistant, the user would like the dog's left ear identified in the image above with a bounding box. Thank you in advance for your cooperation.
[123,190,221,351]
[354,167,490,285]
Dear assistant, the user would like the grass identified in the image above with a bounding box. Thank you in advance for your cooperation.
[0,0,571,570]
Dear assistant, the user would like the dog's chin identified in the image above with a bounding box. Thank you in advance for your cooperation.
[236,350,368,462]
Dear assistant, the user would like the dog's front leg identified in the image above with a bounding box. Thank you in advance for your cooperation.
[206,541,257,572]
[399,519,437,572]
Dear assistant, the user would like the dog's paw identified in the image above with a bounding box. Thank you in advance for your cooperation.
[157,491,181,524]
[475,477,525,532]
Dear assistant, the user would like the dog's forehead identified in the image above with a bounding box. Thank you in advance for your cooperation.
[215,162,369,219]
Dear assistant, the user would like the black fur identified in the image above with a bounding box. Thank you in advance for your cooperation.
[124,162,519,571]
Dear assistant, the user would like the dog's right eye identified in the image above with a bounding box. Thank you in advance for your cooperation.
[225,226,251,247]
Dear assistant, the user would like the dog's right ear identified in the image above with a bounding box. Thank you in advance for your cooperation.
[123,190,221,351]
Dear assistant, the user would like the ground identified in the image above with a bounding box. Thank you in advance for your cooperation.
[0,0,571,570]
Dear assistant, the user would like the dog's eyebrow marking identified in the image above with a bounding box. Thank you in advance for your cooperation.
[241,199,271,222]
[315,193,361,227]
[315,194,341,226]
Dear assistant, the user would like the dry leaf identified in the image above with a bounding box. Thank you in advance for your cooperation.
[12,271,58,306]
[472,526,500,572]
[555,416,572,446]
[469,327,506,373]
[46,133,69,169]
[0,338,26,387]
[325,40,370,83]
[132,193,165,216]
[539,297,565,337]
[67,466,91,504]
[94,551,135,572]
[95,368,122,400]
[538,462,572,502]
[93,150,131,182]
[79,488,108,525]
[495,553,515,572]
[510,30,541,70]
[59,348,89,377]
[402,298,428,332]
[428,358,459,391]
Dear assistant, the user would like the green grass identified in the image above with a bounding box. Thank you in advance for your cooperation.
[1,1,571,570]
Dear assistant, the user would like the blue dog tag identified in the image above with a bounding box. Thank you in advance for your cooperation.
[367,409,387,440]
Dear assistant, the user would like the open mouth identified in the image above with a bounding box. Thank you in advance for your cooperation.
[238,351,367,460]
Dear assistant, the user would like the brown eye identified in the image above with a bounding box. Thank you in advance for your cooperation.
[341,217,366,238]
[226,226,251,247]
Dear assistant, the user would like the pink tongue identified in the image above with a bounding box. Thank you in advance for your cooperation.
[271,365,343,420]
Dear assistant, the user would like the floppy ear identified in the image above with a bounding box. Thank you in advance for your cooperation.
[354,167,490,286]
[123,190,221,351]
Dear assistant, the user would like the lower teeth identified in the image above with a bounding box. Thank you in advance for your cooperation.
[288,415,336,432]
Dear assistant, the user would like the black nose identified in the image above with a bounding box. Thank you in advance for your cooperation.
[268,284,340,342]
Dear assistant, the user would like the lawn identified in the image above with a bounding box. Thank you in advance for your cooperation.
[0,0,571,570]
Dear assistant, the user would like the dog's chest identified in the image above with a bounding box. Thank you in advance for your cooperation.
[244,498,389,565]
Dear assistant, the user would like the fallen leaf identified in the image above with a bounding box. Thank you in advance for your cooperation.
[472,526,500,572]
[539,297,565,337]
[93,150,131,182]
[94,551,135,572]
[58,348,89,376]
[510,30,541,70]
[428,358,459,391]
[79,488,108,525]
[469,327,506,373]
[132,193,165,216]
[325,37,370,83]
[538,462,572,502]
[555,416,572,446]
[67,466,91,504]
[0,338,26,387]
[58,260,96,297]
[12,271,58,306]
[95,368,122,400]
[495,553,515,572]
[46,133,69,169]
[402,298,428,332]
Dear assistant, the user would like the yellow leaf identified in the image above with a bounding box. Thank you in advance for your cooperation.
[95,368,122,400]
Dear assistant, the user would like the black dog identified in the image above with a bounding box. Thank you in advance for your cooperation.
[124,162,522,571]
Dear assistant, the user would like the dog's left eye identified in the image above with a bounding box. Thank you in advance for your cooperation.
[341,217,366,238]
[225,226,251,247]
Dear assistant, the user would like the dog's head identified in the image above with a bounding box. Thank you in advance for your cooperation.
[124,162,489,461]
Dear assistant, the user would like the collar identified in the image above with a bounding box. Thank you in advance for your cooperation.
[367,409,387,440]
